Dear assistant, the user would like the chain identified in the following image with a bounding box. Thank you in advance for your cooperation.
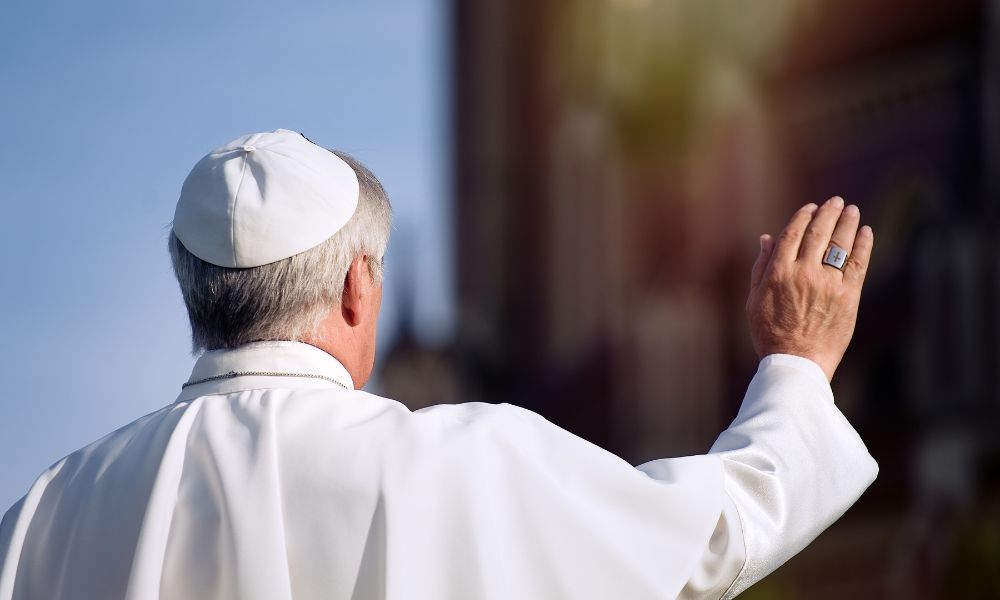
[182,370,348,389]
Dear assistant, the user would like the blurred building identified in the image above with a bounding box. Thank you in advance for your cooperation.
[447,0,1000,597]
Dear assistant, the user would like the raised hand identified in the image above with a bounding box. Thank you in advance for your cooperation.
[746,196,875,381]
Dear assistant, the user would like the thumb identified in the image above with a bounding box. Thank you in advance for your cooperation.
[750,234,774,290]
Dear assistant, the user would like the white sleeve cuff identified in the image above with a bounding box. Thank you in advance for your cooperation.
[757,353,833,403]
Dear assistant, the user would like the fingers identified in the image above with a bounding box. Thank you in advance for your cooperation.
[772,203,818,265]
[770,197,872,288]
[827,204,861,265]
[799,196,845,262]
[844,225,874,287]
[750,234,774,289]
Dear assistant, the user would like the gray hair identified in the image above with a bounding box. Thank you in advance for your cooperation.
[169,150,392,352]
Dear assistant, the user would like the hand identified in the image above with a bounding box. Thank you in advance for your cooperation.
[746,196,874,381]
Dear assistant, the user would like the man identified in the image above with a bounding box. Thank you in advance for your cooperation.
[0,129,877,599]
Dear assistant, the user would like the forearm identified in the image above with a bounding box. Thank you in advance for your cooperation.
[709,354,878,598]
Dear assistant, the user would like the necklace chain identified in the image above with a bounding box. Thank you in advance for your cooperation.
[182,370,348,390]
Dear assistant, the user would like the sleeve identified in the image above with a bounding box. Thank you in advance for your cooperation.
[414,401,735,599]
[698,354,879,598]
[411,352,875,599]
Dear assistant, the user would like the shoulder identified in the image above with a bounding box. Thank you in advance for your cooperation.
[409,401,563,448]
[405,401,641,479]
[412,401,540,427]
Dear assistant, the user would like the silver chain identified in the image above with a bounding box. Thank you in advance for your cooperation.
[182,370,348,389]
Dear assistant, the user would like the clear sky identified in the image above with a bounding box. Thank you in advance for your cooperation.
[0,0,451,512]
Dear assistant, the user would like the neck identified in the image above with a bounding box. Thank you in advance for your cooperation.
[301,328,370,389]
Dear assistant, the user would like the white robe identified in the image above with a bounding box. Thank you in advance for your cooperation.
[0,342,877,599]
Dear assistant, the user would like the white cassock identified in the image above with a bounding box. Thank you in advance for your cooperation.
[0,341,877,599]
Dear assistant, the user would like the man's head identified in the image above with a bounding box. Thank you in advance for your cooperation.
[169,131,392,387]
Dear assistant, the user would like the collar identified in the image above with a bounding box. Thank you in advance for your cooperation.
[176,341,355,402]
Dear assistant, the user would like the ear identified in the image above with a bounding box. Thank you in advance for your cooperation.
[341,255,375,327]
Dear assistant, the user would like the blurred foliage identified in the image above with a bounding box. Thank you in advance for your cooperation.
[550,0,808,158]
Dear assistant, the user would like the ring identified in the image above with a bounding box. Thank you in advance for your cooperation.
[822,245,848,270]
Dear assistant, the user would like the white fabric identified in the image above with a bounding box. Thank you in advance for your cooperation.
[173,129,360,268]
[0,343,877,599]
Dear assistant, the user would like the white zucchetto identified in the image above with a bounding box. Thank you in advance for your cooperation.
[172,129,360,268]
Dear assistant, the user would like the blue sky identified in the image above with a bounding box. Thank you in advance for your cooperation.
[0,0,451,511]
